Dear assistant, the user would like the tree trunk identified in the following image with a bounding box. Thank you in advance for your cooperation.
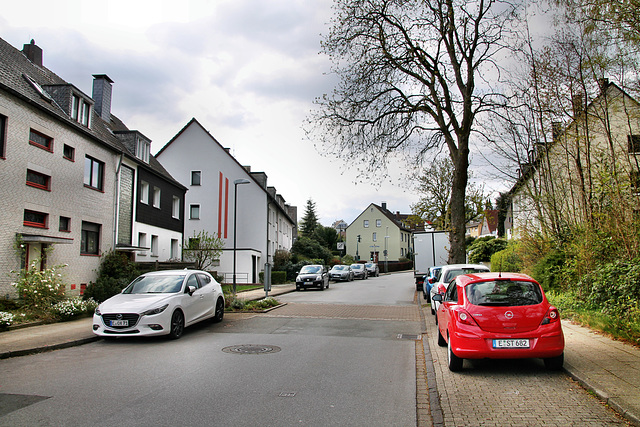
[449,148,469,264]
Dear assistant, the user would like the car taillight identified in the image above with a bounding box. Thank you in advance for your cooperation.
[455,309,478,326]
[541,307,560,325]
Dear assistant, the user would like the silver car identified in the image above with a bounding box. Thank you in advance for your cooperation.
[329,265,354,281]
[350,264,369,280]
[365,263,379,277]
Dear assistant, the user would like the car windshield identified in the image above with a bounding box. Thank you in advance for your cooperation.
[351,265,362,270]
[466,280,543,306]
[332,266,346,271]
[443,268,488,282]
[123,275,185,294]
[300,266,321,274]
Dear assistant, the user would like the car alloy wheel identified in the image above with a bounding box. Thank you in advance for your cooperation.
[213,297,224,323]
[169,310,184,340]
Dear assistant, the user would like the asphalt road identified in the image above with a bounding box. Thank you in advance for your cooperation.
[0,273,421,427]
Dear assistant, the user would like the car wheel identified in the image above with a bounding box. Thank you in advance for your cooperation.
[423,291,428,300]
[213,297,224,323]
[326,282,329,289]
[169,310,184,340]
[434,309,438,325]
[447,335,463,371]
[319,282,325,291]
[544,353,564,371]
[296,286,300,291]
[437,327,447,347]
[430,301,435,315]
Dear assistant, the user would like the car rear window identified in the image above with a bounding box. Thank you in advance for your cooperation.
[465,280,543,306]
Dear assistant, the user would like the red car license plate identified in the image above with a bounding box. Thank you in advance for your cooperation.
[110,320,128,327]
[493,339,529,349]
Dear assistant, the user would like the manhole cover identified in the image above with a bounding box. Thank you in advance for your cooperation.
[222,345,281,354]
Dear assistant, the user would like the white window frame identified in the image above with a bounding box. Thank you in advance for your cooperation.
[172,196,180,219]
[190,204,200,220]
[140,181,149,204]
[151,235,158,257]
[153,187,161,208]
[363,220,369,228]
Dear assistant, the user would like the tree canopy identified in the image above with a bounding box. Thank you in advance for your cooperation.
[299,199,319,237]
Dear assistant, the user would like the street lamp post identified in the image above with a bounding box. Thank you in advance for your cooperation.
[233,178,251,295]
[384,227,389,273]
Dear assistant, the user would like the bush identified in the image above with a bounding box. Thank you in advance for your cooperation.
[12,263,66,310]
[83,251,139,302]
[468,237,508,263]
[83,276,129,303]
[578,259,640,317]
[530,249,566,291]
[0,311,15,330]
[258,270,288,285]
[51,298,98,320]
[490,242,523,272]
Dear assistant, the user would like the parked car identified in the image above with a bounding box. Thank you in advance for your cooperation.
[350,264,369,280]
[329,265,354,282]
[296,265,329,291]
[365,262,380,277]
[430,264,490,318]
[433,272,565,372]
[92,269,225,340]
[422,266,442,302]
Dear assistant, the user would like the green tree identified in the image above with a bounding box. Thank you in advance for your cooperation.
[313,225,341,252]
[291,236,332,264]
[299,199,319,237]
[411,157,486,230]
[183,230,225,271]
[308,0,520,263]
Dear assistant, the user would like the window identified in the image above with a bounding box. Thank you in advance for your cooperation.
[81,221,101,255]
[59,216,71,232]
[71,95,79,121]
[153,187,161,208]
[363,220,369,228]
[140,181,149,204]
[138,232,148,251]
[24,209,48,228]
[631,170,640,194]
[373,232,377,242]
[63,144,75,161]
[172,196,181,219]
[170,239,179,259]
[26,169,51,190]
[136,137,150,163]
[29,129,53,151]
[80,101,90,126]
[190,204,200,219]
[376,219,382,227]
[0,114,6,158]
[191,171,201,186]
[84,156,104,191]
[151,235,158,257]
[629,135,640,154]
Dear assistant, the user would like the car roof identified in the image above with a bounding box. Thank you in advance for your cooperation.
[142,269,206,276]
[455,272,536,287]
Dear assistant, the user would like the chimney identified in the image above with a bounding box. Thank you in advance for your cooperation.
[572,94,583,117]
[598,78,609,94]
[381,202,387,210]
[22,40,42,67]
[92,74,114,121]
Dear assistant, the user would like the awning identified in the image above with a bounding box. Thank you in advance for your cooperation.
[20,233,73,244]
[115,244,149,252]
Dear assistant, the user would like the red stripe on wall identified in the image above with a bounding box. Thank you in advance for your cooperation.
[218,172,223,238]
[224,178,229,238]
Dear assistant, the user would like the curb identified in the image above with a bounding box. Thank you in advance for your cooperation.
[564,361,640,426]
[0,336,101,360]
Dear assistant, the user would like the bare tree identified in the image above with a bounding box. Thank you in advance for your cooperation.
[308,0,519,262]
[182,230,225,271]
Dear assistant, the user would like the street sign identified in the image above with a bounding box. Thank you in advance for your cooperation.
[337,242,345,250]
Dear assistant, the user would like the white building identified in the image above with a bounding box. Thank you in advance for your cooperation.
[156,118,297,283]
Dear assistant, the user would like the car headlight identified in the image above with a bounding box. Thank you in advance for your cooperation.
[94,307,102,316]
[142,304,169,316]
[296,276,301,282]
[316,275,322,281]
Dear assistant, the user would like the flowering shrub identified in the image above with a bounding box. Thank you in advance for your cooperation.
[0,311,15,329]
[12,262,66,310]
[51,298,98,320]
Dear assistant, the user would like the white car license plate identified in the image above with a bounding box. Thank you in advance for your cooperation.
[493,339,529,349]
[110,319,128,327]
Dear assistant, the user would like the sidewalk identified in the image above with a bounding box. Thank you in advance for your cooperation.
[0,283,295,360]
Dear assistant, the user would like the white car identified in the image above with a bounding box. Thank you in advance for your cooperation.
[92,269,225,339]
[429,264,490,319]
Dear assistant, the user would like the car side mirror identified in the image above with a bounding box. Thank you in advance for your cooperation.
[429,277,436,284]
[187,285,196,296]
[432,294,443,302]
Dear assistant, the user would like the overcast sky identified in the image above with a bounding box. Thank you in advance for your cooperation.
[1,0,508,226]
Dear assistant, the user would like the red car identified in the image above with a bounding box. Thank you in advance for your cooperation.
[432,272,564,372]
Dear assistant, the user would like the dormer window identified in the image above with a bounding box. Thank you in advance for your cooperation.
[71,94,91,126]
[136,137,150,163]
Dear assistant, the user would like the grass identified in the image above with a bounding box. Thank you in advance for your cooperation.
[547,293,640,347]
[221,284,263,294]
